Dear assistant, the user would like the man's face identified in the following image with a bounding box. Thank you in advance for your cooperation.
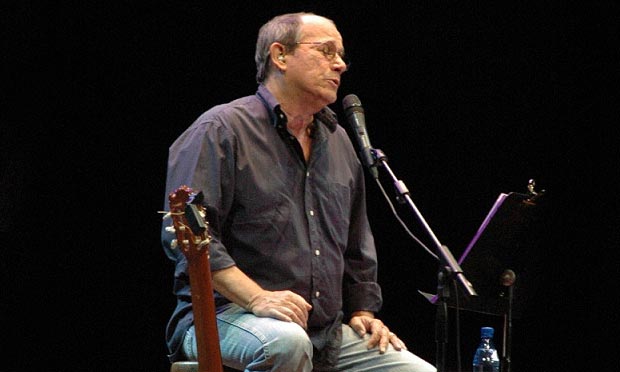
[284,17,348,107]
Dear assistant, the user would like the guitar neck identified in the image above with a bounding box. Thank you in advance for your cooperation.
[186,253,223,372]
[167,186,224,372]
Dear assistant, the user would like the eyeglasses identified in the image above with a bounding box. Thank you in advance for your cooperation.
[295,41,350,67]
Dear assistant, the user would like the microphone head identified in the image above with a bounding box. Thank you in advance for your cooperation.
[500,269,516,287]
[342,94,363,114]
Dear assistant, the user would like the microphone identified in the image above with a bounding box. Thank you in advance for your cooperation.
[342,94,378,178]
[500,269,516,287]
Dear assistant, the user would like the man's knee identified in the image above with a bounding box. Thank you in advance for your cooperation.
[235,322,313,371]
[266,323,313,362]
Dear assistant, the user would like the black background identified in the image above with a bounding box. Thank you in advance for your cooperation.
[3,1,617,371]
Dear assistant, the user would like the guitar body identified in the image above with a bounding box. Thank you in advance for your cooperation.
[168,186,223,372]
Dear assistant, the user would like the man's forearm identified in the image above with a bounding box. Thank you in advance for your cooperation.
[212,265,263,309]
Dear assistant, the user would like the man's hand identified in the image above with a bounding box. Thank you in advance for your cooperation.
[349,311,407,353]
[212,266,312,329]
[246,290,313,329]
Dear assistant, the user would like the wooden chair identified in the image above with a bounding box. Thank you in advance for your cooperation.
[167,186,241,372]
[170,361,239,372]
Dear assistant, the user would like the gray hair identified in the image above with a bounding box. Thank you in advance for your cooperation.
[255,12,334,83]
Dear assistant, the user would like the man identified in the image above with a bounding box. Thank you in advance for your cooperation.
[162,12,436,371]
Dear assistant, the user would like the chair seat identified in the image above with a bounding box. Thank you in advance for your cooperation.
[171,361,239,372]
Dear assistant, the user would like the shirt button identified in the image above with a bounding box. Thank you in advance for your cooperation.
[315,249,320,256]
[315,291,320,298]
[309,210,314,216]
[306,171,310,177]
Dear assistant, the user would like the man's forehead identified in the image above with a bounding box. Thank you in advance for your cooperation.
[299,16,342,42]
[300,14,331,25]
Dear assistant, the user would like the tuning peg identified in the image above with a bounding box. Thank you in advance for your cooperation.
[170,239,178,249]
[527,179,538,195]
[165,226,176,234]
[161,211,172,220]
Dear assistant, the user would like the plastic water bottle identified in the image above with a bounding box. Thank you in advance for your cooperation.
[472,326,500,372]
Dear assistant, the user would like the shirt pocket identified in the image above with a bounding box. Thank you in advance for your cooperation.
[318,181,351,250]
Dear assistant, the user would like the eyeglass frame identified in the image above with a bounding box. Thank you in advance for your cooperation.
[293,41,350,68]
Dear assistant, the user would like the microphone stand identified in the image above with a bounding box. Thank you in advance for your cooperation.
[500,270,516,372]
[371,149,478,372]
[501,284,513,372]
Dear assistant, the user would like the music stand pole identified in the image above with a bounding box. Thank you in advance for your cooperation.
[371,149,478,372]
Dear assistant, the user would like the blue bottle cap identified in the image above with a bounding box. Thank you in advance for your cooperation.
[480,326,494,338]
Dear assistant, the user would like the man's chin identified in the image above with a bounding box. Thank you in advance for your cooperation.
[325,90,339,105]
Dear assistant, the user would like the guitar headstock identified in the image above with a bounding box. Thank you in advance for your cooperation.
[167,185,211,260]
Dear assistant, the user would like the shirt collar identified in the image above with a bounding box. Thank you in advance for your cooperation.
[256,84,338,133]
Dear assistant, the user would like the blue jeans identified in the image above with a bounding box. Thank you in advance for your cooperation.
[182,303,436,372]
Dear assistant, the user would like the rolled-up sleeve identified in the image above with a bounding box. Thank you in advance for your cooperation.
[342,160,382,315]
[162,110,237,271]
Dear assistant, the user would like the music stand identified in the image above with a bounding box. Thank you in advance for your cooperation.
[419,190,545,371]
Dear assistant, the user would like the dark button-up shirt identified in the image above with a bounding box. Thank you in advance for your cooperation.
[161,84,382,364]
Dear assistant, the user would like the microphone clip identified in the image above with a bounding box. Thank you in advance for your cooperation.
[371,148,387,164]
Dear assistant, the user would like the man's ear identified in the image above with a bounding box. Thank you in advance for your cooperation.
[269,43,288,70]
